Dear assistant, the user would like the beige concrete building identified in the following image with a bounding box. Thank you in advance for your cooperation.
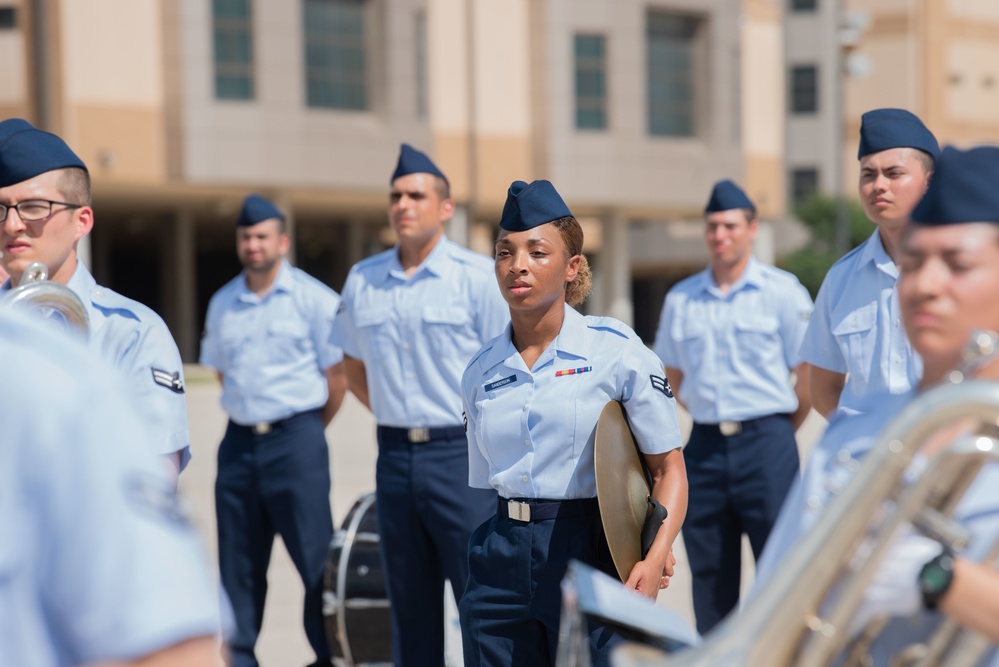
[1,0,793,356]
[784,0,999,204]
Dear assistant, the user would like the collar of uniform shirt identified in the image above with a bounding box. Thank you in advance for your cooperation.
[236,259,294,302]
[857,228,898,277]
[701,255,766,297]
[386,234,452,282]
[480,303,590,374]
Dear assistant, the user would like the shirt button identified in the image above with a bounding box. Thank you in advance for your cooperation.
[524,439,531,446]
[402,342,410,350]
[807,494,822,509]
[523,405,529,412]
[522,475,529,482]
[895,319,900,326]
[895,355,901,363]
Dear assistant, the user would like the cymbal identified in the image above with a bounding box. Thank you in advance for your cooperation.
[594,400,650,582]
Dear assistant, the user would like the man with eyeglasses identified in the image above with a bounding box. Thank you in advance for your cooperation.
[0,118,191,477]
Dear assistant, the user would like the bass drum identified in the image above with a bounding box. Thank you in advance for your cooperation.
[323,493,393,666]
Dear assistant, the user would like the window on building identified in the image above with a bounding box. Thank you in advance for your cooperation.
[0,7,17,29]
[790,0,818,11]
[304,0,368,111]
[646,12,700,137]
[791,168,820,204]
[790,65,818,114]
[415,11,428,119]
[574,34,607,130]
[213,0,254,100]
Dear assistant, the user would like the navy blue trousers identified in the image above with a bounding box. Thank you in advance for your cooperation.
[215,410,333,667]
[682,414,799,635]
[375,427,496,667]
[459,505,622,667]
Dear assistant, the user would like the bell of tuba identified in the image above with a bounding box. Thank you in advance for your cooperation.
[611,369,999,666]
[1,262,90,335]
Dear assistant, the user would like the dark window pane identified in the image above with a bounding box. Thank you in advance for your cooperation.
[790,65,818,114]
[791,168,820,203]
[647,12,698,137]
[304,0,368,110]
[790,0,818,11]
[574,34,607,131]
[212,0,253,100]
[0,7,17,29]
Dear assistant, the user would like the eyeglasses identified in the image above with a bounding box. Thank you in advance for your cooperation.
[0,199,83,223]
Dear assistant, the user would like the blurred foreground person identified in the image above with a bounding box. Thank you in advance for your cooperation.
[0,118,191,475]
[756,145,999,665]
[0,307,224,666]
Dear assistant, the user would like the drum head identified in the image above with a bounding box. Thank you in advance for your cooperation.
[594,401,650,582]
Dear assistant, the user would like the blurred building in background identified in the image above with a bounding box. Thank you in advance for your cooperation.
[2,0,799,356]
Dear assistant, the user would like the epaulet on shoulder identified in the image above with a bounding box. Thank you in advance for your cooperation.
[760,262,806,286]
[826,242,865,273]
[354,248,395,271]
[585,315,633,340]
[446,242,494,272]
[466,338,497,368]
[92,286,156,324]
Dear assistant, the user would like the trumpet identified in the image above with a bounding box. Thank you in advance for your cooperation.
[609,375,999,667]
[1,262,90,335]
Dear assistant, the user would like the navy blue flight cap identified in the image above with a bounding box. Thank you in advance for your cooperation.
[704,179,755,214]
[911,145,999,226]
[857,108,939,161]
[391,143,448,185]
[0,118,87,188]
[499,180,574,232]
[237,194,284,227]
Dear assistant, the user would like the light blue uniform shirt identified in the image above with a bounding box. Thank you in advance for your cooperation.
[652,257,814,423]
[800,229,922,415]
[331,235,508,427]
[2,262,192,469]
[0,309,223,666]
[200,260,343,425]
[755,388,999,667]
[462,305,683,499]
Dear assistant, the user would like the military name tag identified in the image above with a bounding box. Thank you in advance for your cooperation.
[484,374,517,392]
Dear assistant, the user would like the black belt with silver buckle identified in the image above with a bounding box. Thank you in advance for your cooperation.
[498,497,599,523]
[695,413,791,437]
[231,409,318,436]
[376,425,466,444]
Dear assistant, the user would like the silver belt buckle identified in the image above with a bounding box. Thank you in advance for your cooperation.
[407,428,430,443]
[252,422,272,435]
[507,500,531,522]
[719,421,741,436]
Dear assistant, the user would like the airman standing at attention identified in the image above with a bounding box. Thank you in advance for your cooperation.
[652,179,814,634]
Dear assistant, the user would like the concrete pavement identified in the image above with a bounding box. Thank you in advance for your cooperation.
[179,366,827,666]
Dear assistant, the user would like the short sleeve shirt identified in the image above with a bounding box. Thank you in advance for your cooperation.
[331,235,509,427]
[200,260,343,425]
[652,258,814,423]
[462,304,683,499]
[3,262,193,470]
[800,229,922,414]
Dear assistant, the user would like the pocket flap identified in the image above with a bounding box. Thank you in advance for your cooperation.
[831,303,876,336]
[423,306,471,326]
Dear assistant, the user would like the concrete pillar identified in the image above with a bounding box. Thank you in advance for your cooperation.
[448,204,470,248]
[601,212,633,326]
[754,220,776,266]
[173,210,197,361]
[347,217,366,266]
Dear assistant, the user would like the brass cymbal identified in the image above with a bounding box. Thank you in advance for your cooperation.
[594,400,650,582]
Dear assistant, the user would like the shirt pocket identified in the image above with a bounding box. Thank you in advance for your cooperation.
[734,315,782,365]
[673,318,707,368]
[831,303,877,385]
[354,306,394,359]
[423,306,474,358]
[267,320,312,365]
